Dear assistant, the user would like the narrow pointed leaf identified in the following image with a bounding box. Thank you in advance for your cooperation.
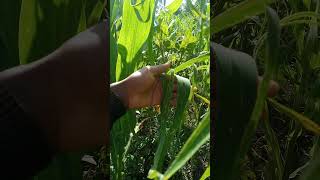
[166,0,183,14]
[164,112,210,179]
[211,0,274,34]
[240,6,281,161]
[150,70,191,173]
[199,165,210,180]
[174,53,209,73]
[0,0,21,70]
[116,0,156,80]
[19,0,87,64]
[268,98,320,135]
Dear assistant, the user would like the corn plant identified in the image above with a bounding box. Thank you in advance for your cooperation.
[212,0,320,179]
[0,0,107,179]
[110,0,210,179]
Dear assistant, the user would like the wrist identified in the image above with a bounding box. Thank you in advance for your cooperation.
[110,80,130,108]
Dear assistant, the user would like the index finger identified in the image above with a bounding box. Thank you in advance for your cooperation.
[149,62,171,75]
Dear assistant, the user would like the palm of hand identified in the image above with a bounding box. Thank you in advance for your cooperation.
[126,66,162,109]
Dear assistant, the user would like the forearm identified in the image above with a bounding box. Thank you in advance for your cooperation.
[0,21,109,177]
[110,82,128,125]
[0,44,108,151]
[0,50,61,150]
[0,86,52,178]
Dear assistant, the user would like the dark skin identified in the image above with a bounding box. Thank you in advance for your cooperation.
[110,63,178,109]
[0,22,109,152]
[0,21,279,153]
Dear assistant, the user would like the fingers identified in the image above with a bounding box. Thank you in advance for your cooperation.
[149,62,171,76]
[257,76,280,97]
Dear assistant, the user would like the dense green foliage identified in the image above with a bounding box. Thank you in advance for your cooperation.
[212,0,320,179]
[110,0,210,179]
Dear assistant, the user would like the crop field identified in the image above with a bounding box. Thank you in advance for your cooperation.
[212,0,320,180]
[110,0,210,179]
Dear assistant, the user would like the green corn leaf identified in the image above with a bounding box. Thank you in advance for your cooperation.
[166,0,183,14]
[147,0,158,65]
[77,0,87,33]
[186,0,206,19]
[116,0,156,80]
[174,53,209,73]
[211,0,274,35]
[280,12,320,26]
[172,75,192,130]
[148,169,165,180]
[299,152,320,180]
[194,93,210,105]
[87,0,105,27]
[110,23,118,83]
[151,69,174,170]
[281,19,319,26]
[0,0,21,70]
[196,65,209,71]
[268,98,320,135]
[199,165,210,180]
[265,7,281,77]
[240,6,280,162]
[163,112,210,179]
[254,11,320,58]
[110,0,119,26]
[262,103,283,180]
[19,0,88,64]
[111,111,137,179]
[213,42,258,180]
[304,0,312,9]
[149,70,191,177]
[302,9,319,69]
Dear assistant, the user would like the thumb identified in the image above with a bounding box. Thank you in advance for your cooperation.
[149,62,171,75]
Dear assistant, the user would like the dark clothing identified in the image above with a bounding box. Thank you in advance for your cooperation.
[109,90,127,125]
[0,85,126,178]
[0,85,52,178]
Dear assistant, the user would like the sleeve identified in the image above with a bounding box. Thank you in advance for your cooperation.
[0,85,54,179]
[109,90,127,127]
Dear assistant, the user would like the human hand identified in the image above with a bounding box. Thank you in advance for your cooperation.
[257,76,279,97]
[111,63,177,109]
[257,76,280,118]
